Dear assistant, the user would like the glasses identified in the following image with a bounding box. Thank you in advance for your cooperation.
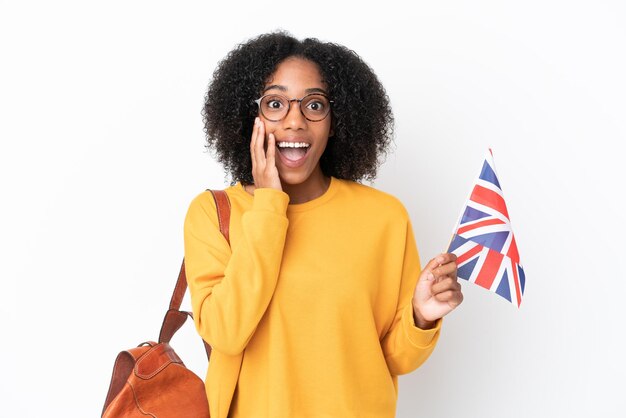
[254,93,333,122]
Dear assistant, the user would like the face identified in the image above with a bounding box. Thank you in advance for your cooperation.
[259,57,333,186]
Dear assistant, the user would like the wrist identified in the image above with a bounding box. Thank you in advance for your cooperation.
[412,303,436,330]
[251,188,290,213]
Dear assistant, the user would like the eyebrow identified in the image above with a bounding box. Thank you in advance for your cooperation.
[263,85,328,95]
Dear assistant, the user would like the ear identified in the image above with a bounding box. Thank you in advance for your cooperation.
[329,120,335,138]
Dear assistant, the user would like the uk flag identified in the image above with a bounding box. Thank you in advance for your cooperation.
[447,149,525,307]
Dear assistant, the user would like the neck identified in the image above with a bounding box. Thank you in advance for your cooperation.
[282,169,331,204]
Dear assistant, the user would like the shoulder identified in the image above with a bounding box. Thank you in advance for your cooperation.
[184,184,242,226]
[335,178,410,221]
[186,184,244,212]
[186,190,216,216]
[184,191,217,235]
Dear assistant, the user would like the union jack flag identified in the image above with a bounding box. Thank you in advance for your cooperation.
[447,149,525,307]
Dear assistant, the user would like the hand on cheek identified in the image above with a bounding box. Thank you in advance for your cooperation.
[250,118,282,191]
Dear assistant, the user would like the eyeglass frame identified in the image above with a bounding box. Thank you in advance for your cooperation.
[253,93,334,122]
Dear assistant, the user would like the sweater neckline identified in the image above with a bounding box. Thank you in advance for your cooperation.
[234,176,340,213]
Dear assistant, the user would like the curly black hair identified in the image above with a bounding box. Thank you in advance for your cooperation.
[202,31,394,185]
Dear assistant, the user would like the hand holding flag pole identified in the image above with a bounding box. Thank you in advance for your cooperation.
[411,252,463,329]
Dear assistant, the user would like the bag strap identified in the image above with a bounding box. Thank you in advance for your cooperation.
[158,190,231,360]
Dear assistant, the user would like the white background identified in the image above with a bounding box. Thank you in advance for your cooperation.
[1,1,624,417]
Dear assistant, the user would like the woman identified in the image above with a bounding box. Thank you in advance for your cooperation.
[184,32,463,418]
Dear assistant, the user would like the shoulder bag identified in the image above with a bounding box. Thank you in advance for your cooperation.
[101,190,231,418]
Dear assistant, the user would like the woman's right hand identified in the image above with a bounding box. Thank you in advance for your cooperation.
[250,117,282,191]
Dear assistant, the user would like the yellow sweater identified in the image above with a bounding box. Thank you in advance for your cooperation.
[184,176,442,418]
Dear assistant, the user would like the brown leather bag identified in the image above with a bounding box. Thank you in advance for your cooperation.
[102,190,231,418]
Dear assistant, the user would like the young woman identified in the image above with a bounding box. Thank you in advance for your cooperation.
[184,32,463,418]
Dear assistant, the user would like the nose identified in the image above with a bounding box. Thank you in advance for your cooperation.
[282,99,307,130]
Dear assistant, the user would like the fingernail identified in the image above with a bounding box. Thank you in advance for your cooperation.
[427,272,435,281]
[255,117,259,125]
[436,256,444,264]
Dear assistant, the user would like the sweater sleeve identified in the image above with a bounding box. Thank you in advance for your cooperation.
[380,217,442,376]
[183,188,290,356]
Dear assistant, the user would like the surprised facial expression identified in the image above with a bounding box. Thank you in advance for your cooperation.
[259,57,333,186]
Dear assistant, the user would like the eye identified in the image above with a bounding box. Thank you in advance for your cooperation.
[261,95,288,112]
[308,101,323,111]
[267,99,284,109]
[305,98,327,112]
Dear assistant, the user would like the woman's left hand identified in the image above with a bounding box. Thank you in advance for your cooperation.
[412,253,463,329]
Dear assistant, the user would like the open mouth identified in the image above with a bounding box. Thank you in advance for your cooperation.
[276,141,311,162]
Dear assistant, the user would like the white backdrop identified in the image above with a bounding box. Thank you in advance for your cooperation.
[1,1,624,417]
